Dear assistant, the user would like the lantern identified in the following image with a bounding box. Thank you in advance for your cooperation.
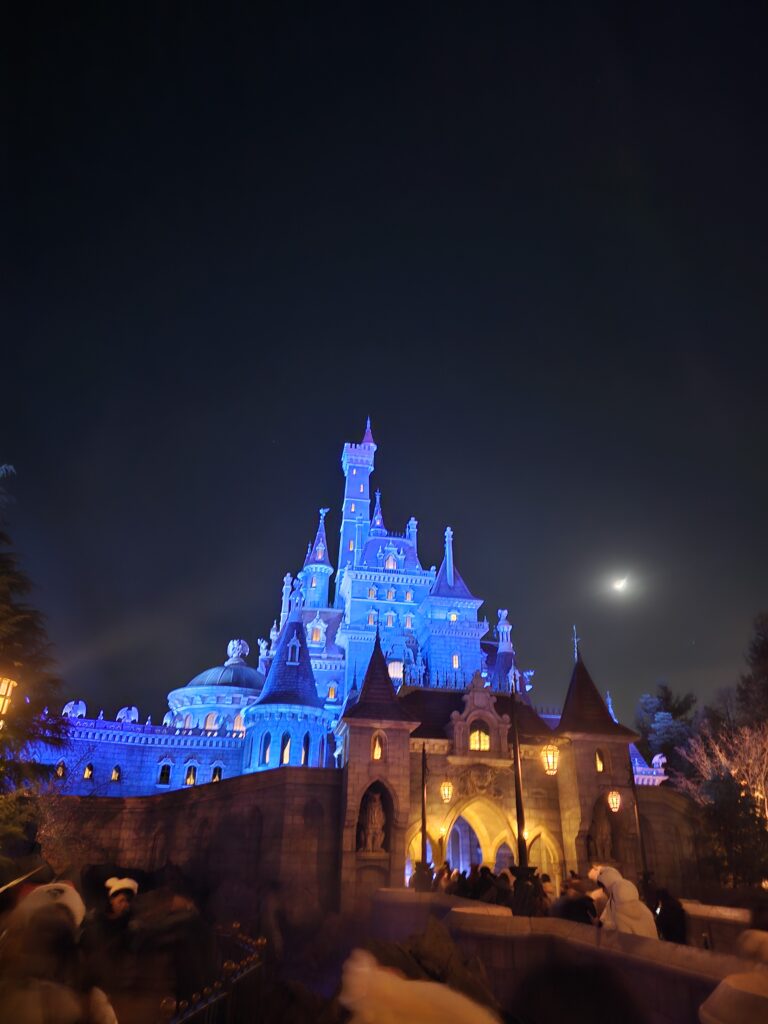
[0,677,17,718]
[607,790,621,813]
[540,743,559,776]
[440,779,454,803]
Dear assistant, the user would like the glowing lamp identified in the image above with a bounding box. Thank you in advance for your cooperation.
[607,790,621,814]
[0,677,17,718]
[440,779,454,803]
[540,743,559,776]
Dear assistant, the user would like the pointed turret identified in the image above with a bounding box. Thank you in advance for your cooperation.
[555,652,636,738]
[338,420,378,590]
[362,416,375,445]
[430,527,476,599]
[302,508,333,608]
[344,632,414,721]
[257,593,323,708]
[369,490,387,537]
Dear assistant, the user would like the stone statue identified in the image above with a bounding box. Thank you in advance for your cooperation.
[358,791,386,853]
[594,805,614,862]
[257,638,268,659]
[226,639,250,664]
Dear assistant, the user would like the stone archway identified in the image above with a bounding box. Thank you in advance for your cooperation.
[439,795,516,869]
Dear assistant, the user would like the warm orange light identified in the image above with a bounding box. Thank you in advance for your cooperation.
[440,779,454,803]
[608,790,621,813]
[0,677,17,717]
[541,743,559,776]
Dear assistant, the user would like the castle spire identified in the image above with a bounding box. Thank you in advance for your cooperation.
[572,624,580,663]
[362,416,375,445]
[369,489,387,536]
[444,526,454,587]
[304,508,332,569]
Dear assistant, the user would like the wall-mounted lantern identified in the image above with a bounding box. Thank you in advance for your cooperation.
[540,743,559,776]
[440,779,454,803]
[607,790,622,814]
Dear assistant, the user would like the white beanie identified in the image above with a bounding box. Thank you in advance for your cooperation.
[16,883,86,928]
[105,876,139,898]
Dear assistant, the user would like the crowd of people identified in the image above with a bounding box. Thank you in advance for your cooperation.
[426,860,687,940]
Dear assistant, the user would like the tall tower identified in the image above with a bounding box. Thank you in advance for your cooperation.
[301,508,333,609]
[337,418,377,587]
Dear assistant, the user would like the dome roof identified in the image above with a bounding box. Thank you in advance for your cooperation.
[185,639,264,691]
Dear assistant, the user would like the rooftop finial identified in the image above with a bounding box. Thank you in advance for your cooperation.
[319,507,329,522]
[605,690,618,723]
[226,639,250,665]
[444,526,454,587]
[362,416,375,445]
[572,624,580,663]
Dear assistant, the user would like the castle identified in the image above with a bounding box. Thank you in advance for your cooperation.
[35,421,700,908]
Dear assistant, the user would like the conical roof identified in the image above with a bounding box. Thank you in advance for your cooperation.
[369,490,386,537]
[304,508,333,568]
[556,655,636,738]
[257,608,323,708]
[344,633,416,721]
[431,559,476,599]
[362,416,375,445]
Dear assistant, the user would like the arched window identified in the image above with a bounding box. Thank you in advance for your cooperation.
[184,764,197,786]
[595,749,605,773]
[452,652,460,670]
[405,590,413,601]
[260,732,271,766]
[371,732,386,761]
[328,683,336,700]
[350,503,355,513]
[286,631,301,665]
[387,588,395,600]
[405,614,413,629]
[301,732,310,766]
[385,554,397,570]
[310,575,317,589]
[157,763,171,785]
[204,712,218,731]
[55,761,66,779]
[212,765,223,782]
[349,538,355,550]
[367,610,376,626]
[183,713,193,729]
[368,587,376,599]
[385,612,394,627]
[83,763,94,780]
[111,765,121,782]
[469,721,491,751]
[280,733,291,765]
[233,713,245,737]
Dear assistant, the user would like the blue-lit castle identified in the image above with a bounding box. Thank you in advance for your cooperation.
[44,420,515,795]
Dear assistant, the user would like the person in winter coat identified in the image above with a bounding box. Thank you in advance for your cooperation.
[593,867,659,938]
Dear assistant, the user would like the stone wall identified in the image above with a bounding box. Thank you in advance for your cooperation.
[44,767,342,929]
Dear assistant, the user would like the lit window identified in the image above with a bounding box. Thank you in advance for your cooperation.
[280,733,291,765]
[183,713,193,729]
[372,733,385,761]
[185,765,197,786]
[350,503,355,512]
[157,763,171,785]
[310,576,317,589]
[595,750,605,773]
[385,555,397,570]
[469,722,490,751]
[385,612,394,627]
[328,684,336,699]
[352,468,357,475]
[387,588,395,600]
[316,543,324,558]
[212,766,223,782]
[368,587,376,598]
[111,765,121,782]
[286,632,301,665]
[405,590,413,601]
[312,627,322,643]
[83,763,93,780]
[452,653,460,670]
[375,516,382,526]
[359,484,364,493]
[368,611,376,626]
[349,539,354,551]
[449,612,458,622]
[233,713,244,736]
[301,732,310,766]
[55,761,66,779]
[405,614,413,629]
[260,733,271,766]
[204,712,218,731]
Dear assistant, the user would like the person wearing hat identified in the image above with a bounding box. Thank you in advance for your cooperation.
[81,876,140,998]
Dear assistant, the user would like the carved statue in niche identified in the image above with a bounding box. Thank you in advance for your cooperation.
[357,791,386,853]
[590,800,615,862]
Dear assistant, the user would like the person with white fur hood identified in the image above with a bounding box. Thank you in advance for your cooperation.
[590,866,659,938]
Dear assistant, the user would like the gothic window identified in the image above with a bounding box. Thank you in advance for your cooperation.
[111,765,121,782]
[286,631,301,665]
[233,713,245,736]
[371,732,386,761]
[405,590,413,601]
[301,732,310,766]
[55,761,66,779]
[280,733,291,765]
[204,712,218,731]
[183,713,193,729]
[328,683,337,700]
[83,763,94,780]
[452,652,460,670]
[184,764,197,786]
[387,588,395,600]
[595,749,605,773]
[311,626,322,643]
[260,732,271,766]
[157,763,171,785]
[405,614,413,629]
[316,542,325,558]
[469,721,491,751]
[368,586,376,599]
[368,610,376,626]
[310,576,317,589]
[385,555,397,570]
[212,765,223,782]
[385,612,394,627]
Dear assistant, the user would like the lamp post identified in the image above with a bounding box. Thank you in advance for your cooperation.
[508,688,529,870]
[412,742,433,891]
[627,749,652,901]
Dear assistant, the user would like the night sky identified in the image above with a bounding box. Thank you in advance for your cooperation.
[6,4,767,725]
